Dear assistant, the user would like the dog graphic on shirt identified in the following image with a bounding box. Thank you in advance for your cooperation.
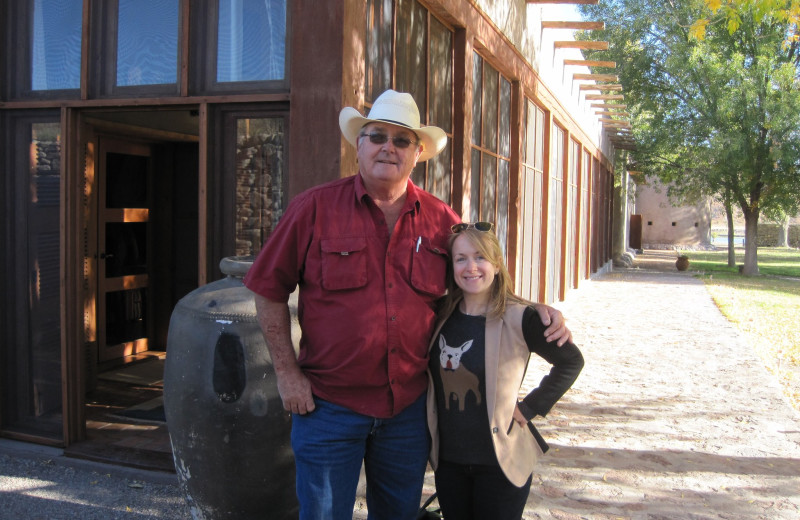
[438,335,482,411]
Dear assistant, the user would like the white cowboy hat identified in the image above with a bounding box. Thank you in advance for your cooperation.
[339,90,447,162]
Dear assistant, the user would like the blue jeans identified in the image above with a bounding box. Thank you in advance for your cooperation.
[291,395,430,520]
[434,459,532,520]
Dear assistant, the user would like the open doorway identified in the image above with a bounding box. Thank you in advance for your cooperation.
[64,109,199,471]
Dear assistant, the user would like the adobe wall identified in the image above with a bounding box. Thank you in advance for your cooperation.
[634,181,711,247]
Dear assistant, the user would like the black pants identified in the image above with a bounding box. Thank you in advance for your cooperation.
[434,459,532,520]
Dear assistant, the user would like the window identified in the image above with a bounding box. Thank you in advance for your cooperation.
[547,123,565,302]
[213,106,288,262]
[194,0,289,94]
[365,0,453,203]
[32,0,82,91]
[5,0,82,99]
[233,117,287,257]
[518,99,546,301]
[580,149,591,280]
[470,53,511,253]
[91,0,182,96]
[1,113,64,441]
[216,0,286,83]
[564,139,581,291]
[116,0,179,87]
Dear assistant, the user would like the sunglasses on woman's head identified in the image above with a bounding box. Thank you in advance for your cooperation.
[360,132,418,149]
[451,222,495,233]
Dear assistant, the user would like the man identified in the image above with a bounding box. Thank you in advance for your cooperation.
[244,90,571,520]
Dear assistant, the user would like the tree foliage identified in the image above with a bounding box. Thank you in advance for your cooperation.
[579,0,800,274]
[690,0,800,49]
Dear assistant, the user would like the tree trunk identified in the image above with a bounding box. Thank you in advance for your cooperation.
[777,218,789,247]
[741,209,760,276]
[724,197,736,267]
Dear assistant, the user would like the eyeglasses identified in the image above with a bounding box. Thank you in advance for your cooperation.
[360,132,418,149]
[451,222,495,233]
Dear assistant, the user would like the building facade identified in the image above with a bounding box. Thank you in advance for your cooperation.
[1,0,616,463]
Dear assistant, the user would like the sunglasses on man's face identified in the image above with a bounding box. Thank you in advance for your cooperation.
[361,132,418,149]
[451,222,495,233]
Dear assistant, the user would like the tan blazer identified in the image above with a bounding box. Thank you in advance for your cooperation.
[426,302,544,487]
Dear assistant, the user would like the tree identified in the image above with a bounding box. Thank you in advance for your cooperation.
[690,0,800,49]
[580,0,800,274]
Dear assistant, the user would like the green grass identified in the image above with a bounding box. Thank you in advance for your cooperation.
[684,247,800,409]
[686,247,800,278]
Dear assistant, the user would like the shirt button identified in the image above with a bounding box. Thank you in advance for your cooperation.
[492,427,499,434]
[390,348,397,354]
[391,316,397,321]
[388,283,393,288]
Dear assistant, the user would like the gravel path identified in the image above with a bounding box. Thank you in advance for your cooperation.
[0,442,189,519]
[513,252,800,519]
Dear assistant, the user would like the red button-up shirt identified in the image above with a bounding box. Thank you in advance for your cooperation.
[244,174,460,418]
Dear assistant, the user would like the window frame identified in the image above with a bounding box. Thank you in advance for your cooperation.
[3,0,83,100]
[190,0,290,96]
[469,51,511,253]
[209,103,290,276]
[89,0,184,98]
[364,0,454,203]
[1,109,66,443]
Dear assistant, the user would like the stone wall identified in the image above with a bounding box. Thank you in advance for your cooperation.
[756,223,800,248]
[234,130,284,258]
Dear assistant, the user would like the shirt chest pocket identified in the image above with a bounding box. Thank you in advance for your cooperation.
[411,237,448,297]
[320,237,368,291]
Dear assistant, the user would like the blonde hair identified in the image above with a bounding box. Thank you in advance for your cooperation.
[438,227,529,320]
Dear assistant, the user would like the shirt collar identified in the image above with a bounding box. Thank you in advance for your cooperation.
[354,174,421,215]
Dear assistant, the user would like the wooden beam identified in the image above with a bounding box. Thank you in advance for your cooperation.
[591,103,627,109]
[595,110,630,117]
[579,84,622,91]
[564,59,616,68]
[573,73,618,82]
[585,94,624,100]
[599,118,629,124]
[555,41,609,50]
[542,21,605,30]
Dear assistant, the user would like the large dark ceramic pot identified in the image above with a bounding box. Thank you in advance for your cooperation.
[164,256,299,519]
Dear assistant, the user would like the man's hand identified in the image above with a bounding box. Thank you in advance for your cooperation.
[532,303,572,346]
[254,294,316,415]
[275,367,316,415]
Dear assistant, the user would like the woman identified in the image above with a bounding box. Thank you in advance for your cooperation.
[426,222,584,519]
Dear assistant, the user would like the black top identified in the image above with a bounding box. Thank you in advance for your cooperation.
[429,305,585,463]
[430,308,495,465]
